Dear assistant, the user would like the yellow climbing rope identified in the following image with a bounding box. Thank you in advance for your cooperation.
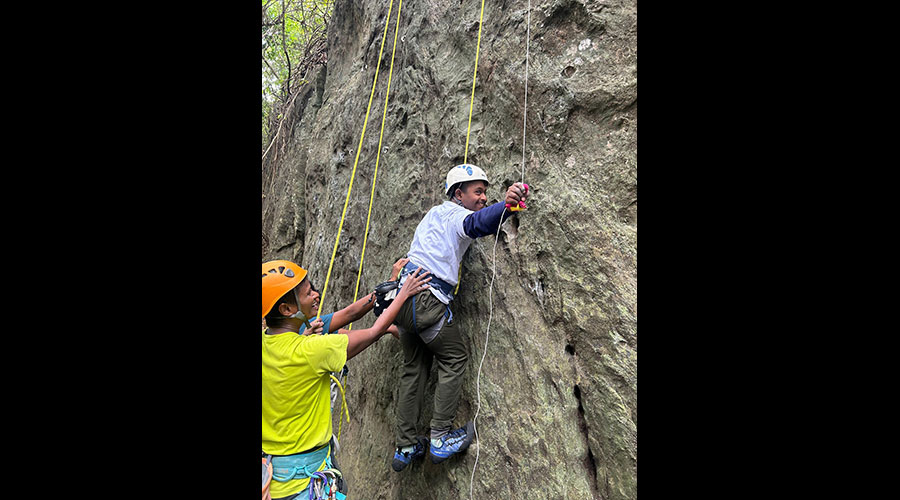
[463,0,487,165]
[455,0,488,298]
[317,0,398,322]
[349,0,404,330]
[330,374,350,442]
[321,0,405,449]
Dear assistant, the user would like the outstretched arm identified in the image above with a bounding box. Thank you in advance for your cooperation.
[329,292,377,331]
[341,268,431,360]
[462,182,529,238]
[329,257,412,330]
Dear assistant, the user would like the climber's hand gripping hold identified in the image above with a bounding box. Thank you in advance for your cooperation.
[505,182,530,211]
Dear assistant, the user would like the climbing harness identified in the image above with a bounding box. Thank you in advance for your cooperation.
[266,441,347,500]
[373,263,457,344]
[469,1,532,499]
[398,262,456,337]
[403,261,455,296]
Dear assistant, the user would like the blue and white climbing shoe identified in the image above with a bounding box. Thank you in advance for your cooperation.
[429,421,474,464]
[392,436,428,472]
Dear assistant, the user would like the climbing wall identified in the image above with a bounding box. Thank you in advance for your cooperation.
[261,0,636,498]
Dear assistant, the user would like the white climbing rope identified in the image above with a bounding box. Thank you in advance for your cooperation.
[520,0,530,185]
[469,1,530,499]
[469,205,504,500]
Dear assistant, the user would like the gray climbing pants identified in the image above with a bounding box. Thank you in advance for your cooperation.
[394,290,468,447]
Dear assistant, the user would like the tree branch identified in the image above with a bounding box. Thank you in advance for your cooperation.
[281,0,291,101]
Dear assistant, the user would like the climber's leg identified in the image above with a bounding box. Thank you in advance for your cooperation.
[394,297,435,448]
[426,310,468,437]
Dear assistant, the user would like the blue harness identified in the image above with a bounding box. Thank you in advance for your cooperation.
[267,443,346,499]
[269,444,331,482]
[401,261,455,332]
[401,261,456,297]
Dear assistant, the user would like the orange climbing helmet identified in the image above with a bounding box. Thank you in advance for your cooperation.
[262,260,308,318]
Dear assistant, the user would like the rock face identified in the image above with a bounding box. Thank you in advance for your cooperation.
[261,0,636,498]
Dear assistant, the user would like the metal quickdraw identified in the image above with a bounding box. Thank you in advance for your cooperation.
[308,468,345,500]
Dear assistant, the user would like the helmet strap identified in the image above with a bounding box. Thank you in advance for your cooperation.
[451,186,465,206]
[268,287,309,323]
[288,287,308,321]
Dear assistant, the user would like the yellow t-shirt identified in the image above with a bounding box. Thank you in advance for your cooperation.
[262,329,348,498]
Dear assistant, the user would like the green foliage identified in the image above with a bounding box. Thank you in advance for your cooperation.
[262,0,333,150]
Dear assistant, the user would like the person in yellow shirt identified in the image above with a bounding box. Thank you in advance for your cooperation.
[262,258,431,500]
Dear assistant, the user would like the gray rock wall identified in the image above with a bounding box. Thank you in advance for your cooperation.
[261,0,636,498]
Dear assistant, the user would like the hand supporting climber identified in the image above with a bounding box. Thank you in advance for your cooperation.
[390,257,410,281]
[378,257,410,340]
[290,256,413,337]
[344,267,431,359]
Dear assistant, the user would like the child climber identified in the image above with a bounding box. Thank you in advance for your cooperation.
[262,259,432,500]
[390,163,529,471]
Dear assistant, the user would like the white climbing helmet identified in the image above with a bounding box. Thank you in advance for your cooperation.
[445,163,489,197]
